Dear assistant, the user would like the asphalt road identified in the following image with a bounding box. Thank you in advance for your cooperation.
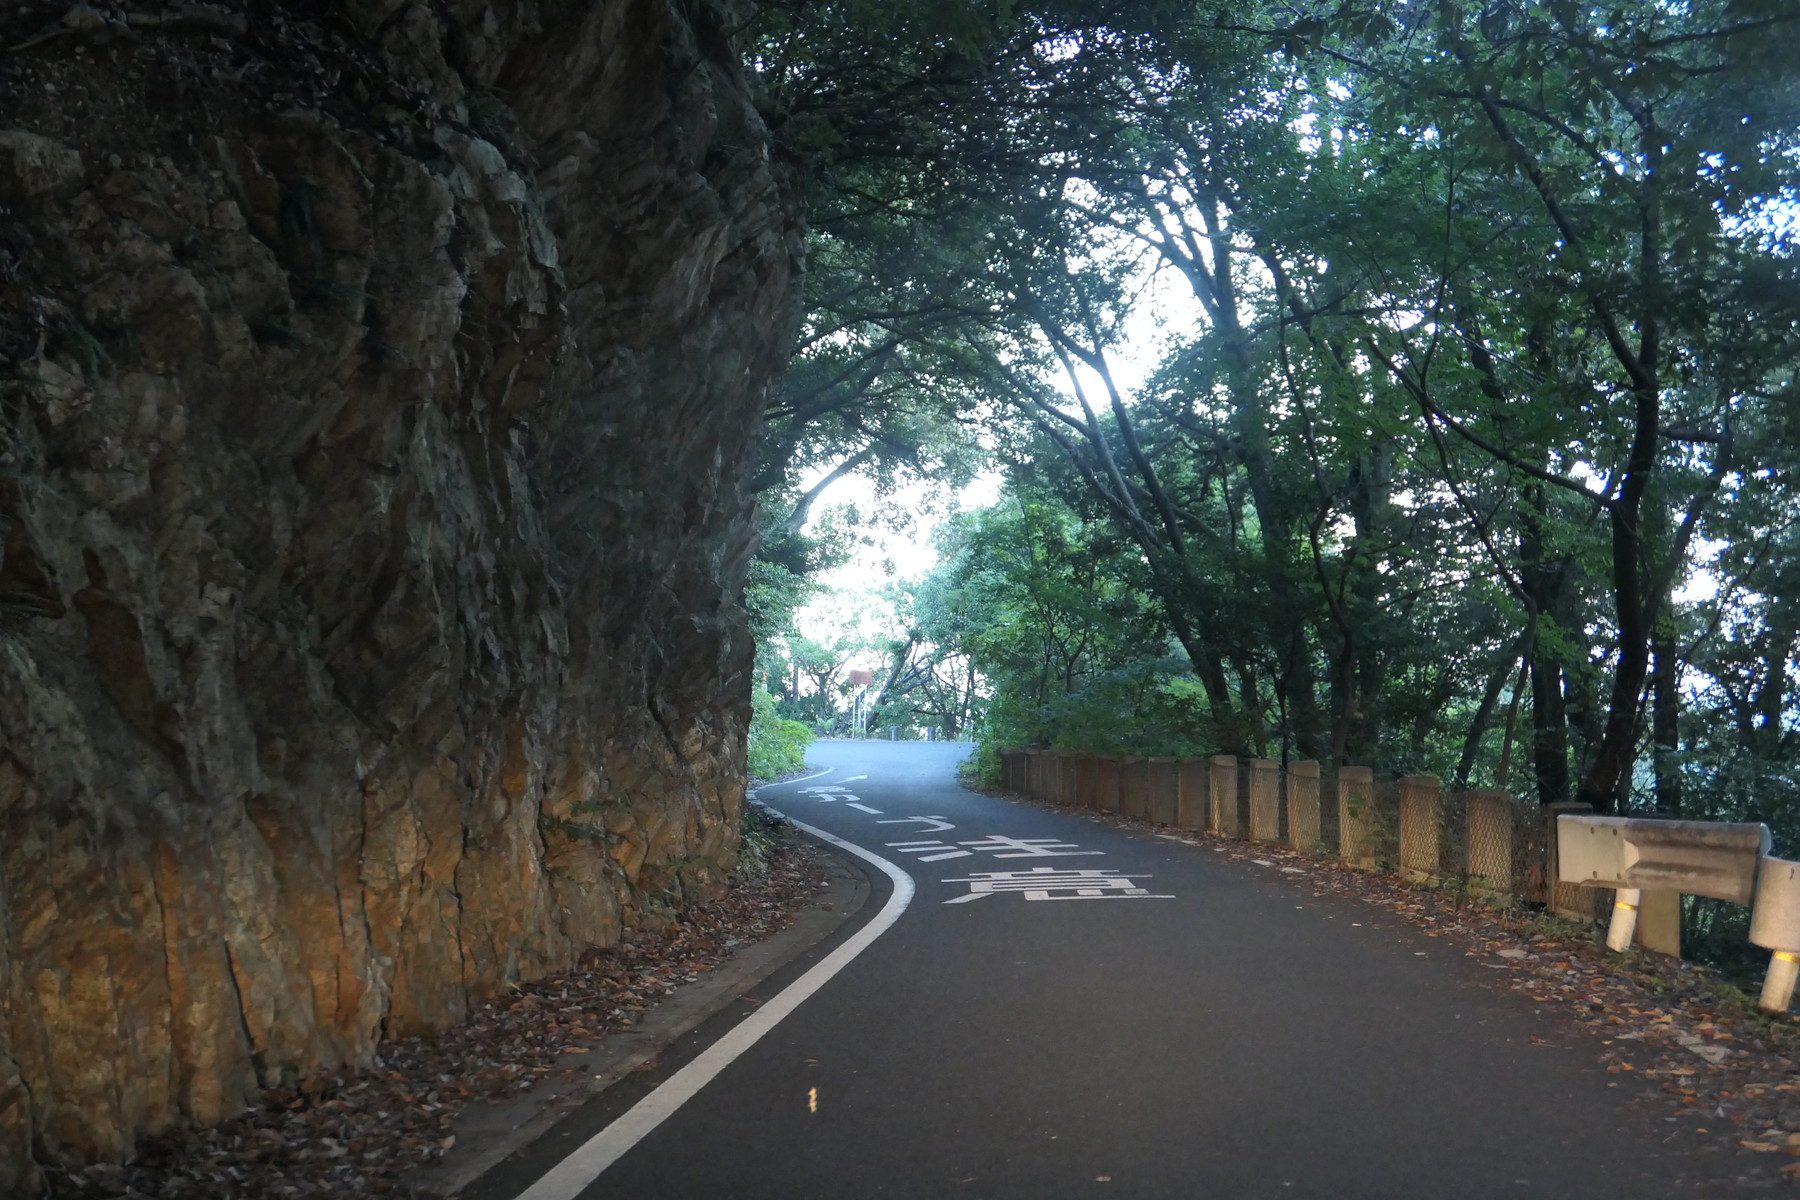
[470,740,1718,1200]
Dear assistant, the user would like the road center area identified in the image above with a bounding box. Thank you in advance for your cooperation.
[473,740,1716,1200]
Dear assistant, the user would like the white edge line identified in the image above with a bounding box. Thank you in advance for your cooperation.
[511,812,913,1200]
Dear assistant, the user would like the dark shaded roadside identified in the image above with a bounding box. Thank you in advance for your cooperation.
[43,818,837,1200]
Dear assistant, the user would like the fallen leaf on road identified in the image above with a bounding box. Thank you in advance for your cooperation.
[1676,1034,1732,1066]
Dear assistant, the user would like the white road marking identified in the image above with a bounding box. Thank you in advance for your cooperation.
[885,840,973,862]
[769,767,835,789]
[876,815,956,832]
[846,802,883,814]
[940,867,1174,903]
[839,774,868,783]
[510,814,912,1200]
[955,835,1102,859]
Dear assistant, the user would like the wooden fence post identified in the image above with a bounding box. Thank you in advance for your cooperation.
[1398,775,1444,884]
[1054,751,1076,806]
[1176,758,1209,829]
[1120,755,1148,820]
[1208,755,1239,837]
[1095,756,1122,814]
[1147,757,1178,825]
[1465,791,1514,898]
[1338,766,1376,869]
[1072,755,1097,809]
[1249,759,1281,843]
[1286,761,1321,853]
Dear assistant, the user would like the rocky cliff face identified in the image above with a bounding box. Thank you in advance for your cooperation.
[0,3,801,1190]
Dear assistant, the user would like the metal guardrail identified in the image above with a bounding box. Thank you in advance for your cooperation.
[1556,815,1796,1012]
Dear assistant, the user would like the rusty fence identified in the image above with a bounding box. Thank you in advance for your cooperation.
[1002,749,1561,914]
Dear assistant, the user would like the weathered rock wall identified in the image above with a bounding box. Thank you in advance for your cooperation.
[0,2,801,1191]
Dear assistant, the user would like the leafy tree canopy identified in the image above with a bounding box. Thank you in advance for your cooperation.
[739,0,1800,873]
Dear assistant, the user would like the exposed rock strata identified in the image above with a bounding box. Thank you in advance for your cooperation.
[0,3,801,1190]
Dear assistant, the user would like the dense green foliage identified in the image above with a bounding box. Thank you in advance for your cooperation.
[743,0,1800,900]
[747,685,816,780]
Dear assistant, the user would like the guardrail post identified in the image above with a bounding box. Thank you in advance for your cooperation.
[1752,857,1800,1012]
[1558,812,1769,959]
[1601,888,1680,956]
[1286,761,1321,853]
[1248,759,1281,842]
[1337,766,1375,869]
[1175,758,1208,829]
[1146,757,1178,825]
[1636,890,1681,957]
[1398,775,1443,884]
[1606,887,1642,952]
[1208,755,1239,837]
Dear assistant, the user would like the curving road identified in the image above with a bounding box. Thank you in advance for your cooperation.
[469,740,1715,1199]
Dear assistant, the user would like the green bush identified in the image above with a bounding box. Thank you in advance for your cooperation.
[748,685,814,780]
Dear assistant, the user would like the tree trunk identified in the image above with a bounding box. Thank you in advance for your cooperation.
[1519,484,1571,805]
[1529,653,1570,806]
[1453,640,1519,789]
[1651,617,1681,815]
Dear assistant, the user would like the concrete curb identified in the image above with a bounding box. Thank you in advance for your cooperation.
[417,834,870,1198]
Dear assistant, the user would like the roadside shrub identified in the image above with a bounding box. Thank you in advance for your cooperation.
[748,684,814,780]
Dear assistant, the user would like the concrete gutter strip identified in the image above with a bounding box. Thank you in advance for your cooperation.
[417,835,870,1198]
